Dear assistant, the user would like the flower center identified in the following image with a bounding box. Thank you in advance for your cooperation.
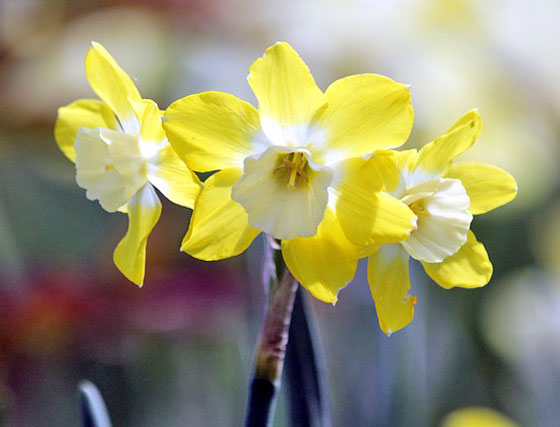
[408,199,430,217]
[272,152,309,191]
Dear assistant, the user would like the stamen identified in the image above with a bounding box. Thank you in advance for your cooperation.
[272,152,309,191]
[409,201,429,217]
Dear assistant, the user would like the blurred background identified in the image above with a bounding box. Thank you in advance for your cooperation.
[0,0,557,425]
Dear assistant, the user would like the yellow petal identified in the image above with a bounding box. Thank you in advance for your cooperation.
[316,74,413,163]
[164,92,267,172]
[182,168,260,260]
[422,230,492,289]
[130,98,202,208]
[446,162,517,215]
[367,244,416,335]
[441,407,519,427]
[414,109,482,180]
[132,99,166,149]
[247,42,327,146]
[55,99,118,162]
[281,209,359,304]
[113,183,162,287]
[333,157,417,247]
[85,42,141,132]
[392,149,418,173]
[147,145,201,209]
[370,150,408,194]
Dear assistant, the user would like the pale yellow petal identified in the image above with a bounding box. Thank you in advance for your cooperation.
[113,183,162,287]
[55,99,118,162]
[281,209,359,304]
[314,74,413,163]
[422,230,492,289]
[413,109,482,181]
[446,162,517,215]
[333,157,417,247]
[367,244,416,335]
[247,42,327,146]
[182,168,260,260]
[232,146,331,240]
[164,91,268,172]
[147,145,201,209]
[85,42,141,132]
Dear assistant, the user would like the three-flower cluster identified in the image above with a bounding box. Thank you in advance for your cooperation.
[55,42,517,334]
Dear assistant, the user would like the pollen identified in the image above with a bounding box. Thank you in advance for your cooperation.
[272,152,309,191]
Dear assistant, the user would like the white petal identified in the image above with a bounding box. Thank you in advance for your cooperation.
[232,145,332,240]
[101,128,147,198]
[75,127,129,212]
[402,178,472,262]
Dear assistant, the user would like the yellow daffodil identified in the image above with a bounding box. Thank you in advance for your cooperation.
[367,110,517,335]
[163,42,417,303]
[441,406,519,427]
[54,42,201,286]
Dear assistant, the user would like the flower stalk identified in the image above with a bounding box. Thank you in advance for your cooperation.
[245,245,298,427]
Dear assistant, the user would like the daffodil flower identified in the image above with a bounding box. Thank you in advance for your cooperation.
[367,110,517,335]
[163,42,417,303]
[54,42,201,286]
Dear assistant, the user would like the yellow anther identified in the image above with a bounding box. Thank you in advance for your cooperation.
[409,201,429,217]
[272,152,309,191]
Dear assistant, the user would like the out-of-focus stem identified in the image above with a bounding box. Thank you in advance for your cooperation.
[285,288,332,427]
[244,267,298,427]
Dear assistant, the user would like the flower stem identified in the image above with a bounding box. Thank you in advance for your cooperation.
[244,264,298,427]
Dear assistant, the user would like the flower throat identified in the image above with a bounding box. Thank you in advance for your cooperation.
[273,152,309,191]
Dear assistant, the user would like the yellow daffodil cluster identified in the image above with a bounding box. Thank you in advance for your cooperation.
[55,41,517,334]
